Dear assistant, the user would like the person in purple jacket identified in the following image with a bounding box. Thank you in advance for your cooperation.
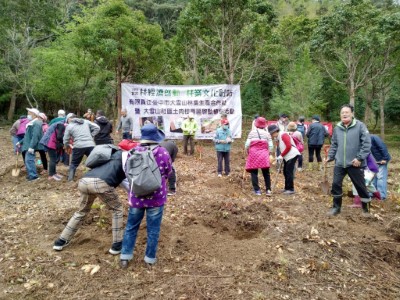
[120,124,172,269]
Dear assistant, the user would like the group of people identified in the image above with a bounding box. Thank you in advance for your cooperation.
[213,106,390,217]
[8,104,391,270]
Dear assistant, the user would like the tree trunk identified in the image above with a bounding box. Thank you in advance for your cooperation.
[379,91,385,141]
[349,80,355,107]
[364,84,374,126]
[7,87,17,121]
[116,50,123,115]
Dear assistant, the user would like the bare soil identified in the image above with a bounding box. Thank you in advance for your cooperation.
[0,128,399,300]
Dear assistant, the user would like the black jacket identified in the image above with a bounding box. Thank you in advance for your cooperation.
[306,122,328,146]
[94,116,113,145]
[160,140,178,162]
[83,150,125,187]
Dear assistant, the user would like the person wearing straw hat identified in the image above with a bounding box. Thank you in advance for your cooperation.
[17,108,44,181]
[120,124,172,269]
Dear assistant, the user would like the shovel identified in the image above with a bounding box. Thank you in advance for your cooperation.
[12,151,20,177]
[319,146,330,195]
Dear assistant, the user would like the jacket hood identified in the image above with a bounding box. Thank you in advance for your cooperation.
[71,118,85,125]
[96,116,109,124]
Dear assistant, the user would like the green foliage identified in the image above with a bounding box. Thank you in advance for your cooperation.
[241,82,264,117]
[270,45,326,119]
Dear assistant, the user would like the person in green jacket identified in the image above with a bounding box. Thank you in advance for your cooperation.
[17,108,45,181]
[181,112,198,155]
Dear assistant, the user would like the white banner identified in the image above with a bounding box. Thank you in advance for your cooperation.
[121,83,242,139]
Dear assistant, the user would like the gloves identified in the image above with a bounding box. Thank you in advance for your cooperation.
[226,137,232,143]
[15,142,21,148]
[28,148,35,154]
[276,155,283,162]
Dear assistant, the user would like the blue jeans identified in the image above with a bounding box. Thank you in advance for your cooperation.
[120,206,164,264]
[25,151,38,180]
[373,163,389,200]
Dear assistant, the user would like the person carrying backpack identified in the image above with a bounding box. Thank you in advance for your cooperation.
[53,148,126,254]
[120,124,172,269]
[287,122,304,172]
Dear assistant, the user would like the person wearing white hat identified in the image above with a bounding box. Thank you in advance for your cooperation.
[17,108,45,181]
[181,112,198,155]
[49,109,66,125]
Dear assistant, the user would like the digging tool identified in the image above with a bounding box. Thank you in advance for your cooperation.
[271,160,283,193]
[319,146,330,195]
[12,151,20,177]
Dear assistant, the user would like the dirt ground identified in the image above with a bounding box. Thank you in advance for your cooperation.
[0,127,400,300]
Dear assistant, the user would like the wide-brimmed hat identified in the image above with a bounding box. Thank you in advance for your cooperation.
[255,117,267,129]
[287,122,297,132]
[268,124,280,134]
[26,108,40,116]
[39,113,47,122]
[279,113,288,118]
[140,124,165,144]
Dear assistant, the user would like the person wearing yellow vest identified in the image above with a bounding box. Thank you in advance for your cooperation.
[181,112,198,155]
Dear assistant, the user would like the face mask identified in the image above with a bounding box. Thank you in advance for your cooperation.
[27,115,33,120]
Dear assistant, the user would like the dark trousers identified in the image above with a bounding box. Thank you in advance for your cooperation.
[168,165,176,192]
[297,154,303,168]
[38,150,48,170]
[70,147,94,172]
[122,132,132,139]
[283,156,297,191]
[308,145,322,162]
[217,151,230,175]
[48,149,58,176]
[183,135,194,155]
[250,168,271,192]
[331,166,370,200]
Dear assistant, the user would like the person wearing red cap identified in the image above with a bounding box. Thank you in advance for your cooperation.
[214,119,233,177]
[245,117,273,196]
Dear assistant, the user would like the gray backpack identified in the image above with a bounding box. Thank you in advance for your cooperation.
[126,145,162,197]
[85,144,119,168]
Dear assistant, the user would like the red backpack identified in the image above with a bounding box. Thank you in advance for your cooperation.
[291,134,304,153]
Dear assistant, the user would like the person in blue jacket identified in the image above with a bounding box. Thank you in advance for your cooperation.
[370,135,391,200]
[214,119,233,177]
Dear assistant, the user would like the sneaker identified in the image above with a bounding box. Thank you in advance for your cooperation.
[265,190,272,197]
[53,238,70,251]
[48,175,61,181]
[225,173,230,177]
[218,173,222,177]
[28,177,39,182]
[283,190,295,195]
[167,191,176,196]
[109,242,122,255]
[55,173,64,179]
[297,168,303,172]
[254,190,262,196]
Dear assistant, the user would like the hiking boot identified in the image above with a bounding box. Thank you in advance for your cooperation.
[327,197,342,216]
[254,190,262,196]
[53,238,70,251]
[120,260,129,269]
[109,242,122,255]
[265,190,272,197]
